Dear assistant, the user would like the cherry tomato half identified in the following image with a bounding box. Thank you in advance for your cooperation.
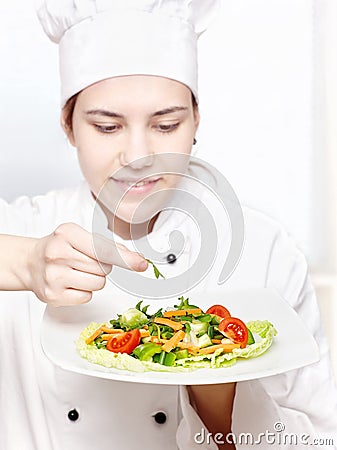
[206,304,231,319]
[106,329,141,354]
[218,317,248,348]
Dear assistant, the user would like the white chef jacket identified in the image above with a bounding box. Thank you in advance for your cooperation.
[0,174,337,450]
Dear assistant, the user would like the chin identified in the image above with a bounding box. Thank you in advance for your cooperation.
[114,202,157,225]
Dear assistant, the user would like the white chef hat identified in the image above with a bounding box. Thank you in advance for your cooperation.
[37,0,220,107]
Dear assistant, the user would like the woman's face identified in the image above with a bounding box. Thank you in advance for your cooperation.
[62,75,199,230]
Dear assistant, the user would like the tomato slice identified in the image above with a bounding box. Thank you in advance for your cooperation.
[218,317,248,348]
[106,329,141,354]
[206,304,231,319]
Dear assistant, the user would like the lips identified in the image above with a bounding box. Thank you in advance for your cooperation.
[111,177,161,194]
[115,177,160,186]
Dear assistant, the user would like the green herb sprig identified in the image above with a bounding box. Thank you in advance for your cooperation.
[146,259,165,279]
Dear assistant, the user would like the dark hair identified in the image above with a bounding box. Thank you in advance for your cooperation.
[63,93,79,132]
[191,92,198,109]
[63,90,198,133]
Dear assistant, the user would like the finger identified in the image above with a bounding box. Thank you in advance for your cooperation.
[65,248,113,276]
[91,234,148,271]
[58,288,93,306]
[73,259,113,276]
[55,223,147,271]
[65,269,107,292]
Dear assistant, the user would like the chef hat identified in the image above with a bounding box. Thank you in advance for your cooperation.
[37,0,220,107]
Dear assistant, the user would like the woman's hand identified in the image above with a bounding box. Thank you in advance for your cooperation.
[23,223,148,306]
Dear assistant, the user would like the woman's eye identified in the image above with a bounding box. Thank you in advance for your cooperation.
[156,123,179,133]
[94,124,120,133]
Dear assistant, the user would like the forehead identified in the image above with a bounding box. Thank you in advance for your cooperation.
[76,75,192,110]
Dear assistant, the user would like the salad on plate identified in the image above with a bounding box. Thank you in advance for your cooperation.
[75,296,277,373]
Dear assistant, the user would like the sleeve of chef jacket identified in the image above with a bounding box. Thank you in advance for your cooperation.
[231,227,337,449]
[176,225,337,450]
[0,196,35,235]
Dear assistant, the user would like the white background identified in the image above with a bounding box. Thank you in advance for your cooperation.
[0,0,336,374]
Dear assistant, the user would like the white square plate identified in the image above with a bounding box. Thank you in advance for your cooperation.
[41,288,319,385]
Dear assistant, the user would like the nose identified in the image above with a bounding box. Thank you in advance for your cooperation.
[120,130,154,169]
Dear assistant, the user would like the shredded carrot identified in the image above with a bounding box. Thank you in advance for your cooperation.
[176,342,199,352]
[101,327,124,334]
[163,309,187,318]
[211,339,222,344]
[176,341,196,349]
[154,317,183,331]
[184,308,202,315]
[186,349,199,355]
[140,329,150,338]
[100,333,118,341]
[198,343,240,355]
[143,325,149,330]
[161,330,185,352]
[162,308,203,317]
[85,326,103,344]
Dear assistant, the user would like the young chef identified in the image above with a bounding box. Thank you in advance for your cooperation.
[0,1,337,449]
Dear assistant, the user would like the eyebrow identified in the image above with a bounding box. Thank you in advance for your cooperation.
[152,106,188,116]
[85,109,124,118]
[84,106,188,119]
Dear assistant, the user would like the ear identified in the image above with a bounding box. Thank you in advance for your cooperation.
[61,109,76,147]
